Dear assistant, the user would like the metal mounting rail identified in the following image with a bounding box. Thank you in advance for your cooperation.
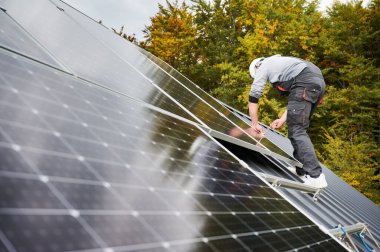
[330,223,380,252]
[329,223,366,237]
[257,172,323,202]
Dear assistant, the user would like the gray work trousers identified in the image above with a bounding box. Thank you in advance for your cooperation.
[286,62,325,177]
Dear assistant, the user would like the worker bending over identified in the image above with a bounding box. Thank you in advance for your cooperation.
[248,55,327,189]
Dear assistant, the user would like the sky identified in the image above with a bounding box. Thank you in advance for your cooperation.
[63,0,371,41]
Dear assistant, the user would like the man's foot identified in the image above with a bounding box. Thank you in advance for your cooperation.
[287,166,306,177]
[303,174,328,189]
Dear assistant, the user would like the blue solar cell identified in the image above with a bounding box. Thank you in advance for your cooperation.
[0,0,350,249]
[1,0,301,167]
[0,48,345,251]
[0,10,62,69]
[1,0,196,123]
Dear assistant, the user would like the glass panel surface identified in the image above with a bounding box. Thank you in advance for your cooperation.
[50,0,299,165]
[141,49,295,163]
[0,0,195,122]
[0,50,344,251]
[0,10,62,68]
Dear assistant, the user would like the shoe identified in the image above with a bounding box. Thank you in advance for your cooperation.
[287,166,305,177]
[303,174,328,189]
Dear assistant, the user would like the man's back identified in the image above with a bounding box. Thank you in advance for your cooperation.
[255,55,307,83]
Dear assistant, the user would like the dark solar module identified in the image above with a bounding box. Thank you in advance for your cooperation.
[1,0,195,123]
[0,0,350,250]
[0,49,345,251]
[0,11,62,69]
[1,0,300,166]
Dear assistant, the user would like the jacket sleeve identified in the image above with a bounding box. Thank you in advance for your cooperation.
[249,68,268,103]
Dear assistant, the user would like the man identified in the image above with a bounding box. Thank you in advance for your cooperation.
[248,55,327,188]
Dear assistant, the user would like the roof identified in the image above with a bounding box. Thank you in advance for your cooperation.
[0,0,378,251]
[223,103,380,251]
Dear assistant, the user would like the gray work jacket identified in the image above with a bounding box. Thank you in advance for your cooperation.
[249,55,307,103]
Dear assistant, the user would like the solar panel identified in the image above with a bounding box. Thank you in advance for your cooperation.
[0,48,345,251]
[0,0,300,167]
[0,0,196,124]
[139,49,297,164]
[0,10,62,69]
[40,0,301,167]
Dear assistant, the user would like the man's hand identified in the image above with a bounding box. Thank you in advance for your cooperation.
[248,102,265,138]
[270,110,287,129]
[270,118,285,129]
[252,123,265,135]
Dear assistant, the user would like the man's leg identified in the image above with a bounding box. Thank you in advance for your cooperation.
[292,146,306,176]
[287,100,322,177]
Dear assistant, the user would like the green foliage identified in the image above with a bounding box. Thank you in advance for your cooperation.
[142,0,380,205]
[320,132,380,205]
[112,25,138,43]
[367,0,380,66]
[189,0,247,91]
[141,0,197,77]
[239,0,322,61]
[211,62,250,109]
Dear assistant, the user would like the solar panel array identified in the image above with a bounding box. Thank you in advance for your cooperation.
[0,0,346,251]
[2,0,302,168]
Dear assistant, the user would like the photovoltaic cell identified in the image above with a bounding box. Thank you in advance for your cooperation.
[0,49,345,251]
[140,49,297,164]
[0,239,9,252]
[0,10,61,69]
[0,0,196,123]
[1,0,300,167]
[55,0,300,166]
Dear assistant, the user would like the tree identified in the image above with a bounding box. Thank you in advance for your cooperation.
[142,0,197,77]
[190,0,247,92]
[315,0,380,205]
[112,25,138,44]
[239,0,322,61]
[142,0,380,205]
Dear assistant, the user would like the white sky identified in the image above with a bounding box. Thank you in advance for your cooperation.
[63,0,371,41]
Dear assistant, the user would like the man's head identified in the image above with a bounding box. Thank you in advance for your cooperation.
[249,57,265,78]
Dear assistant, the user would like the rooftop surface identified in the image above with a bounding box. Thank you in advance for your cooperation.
[0,0,378,251]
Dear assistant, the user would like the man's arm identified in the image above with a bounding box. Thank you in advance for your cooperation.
[249,102,264,134]
[270,110,287,129]
[248,62,268,136]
